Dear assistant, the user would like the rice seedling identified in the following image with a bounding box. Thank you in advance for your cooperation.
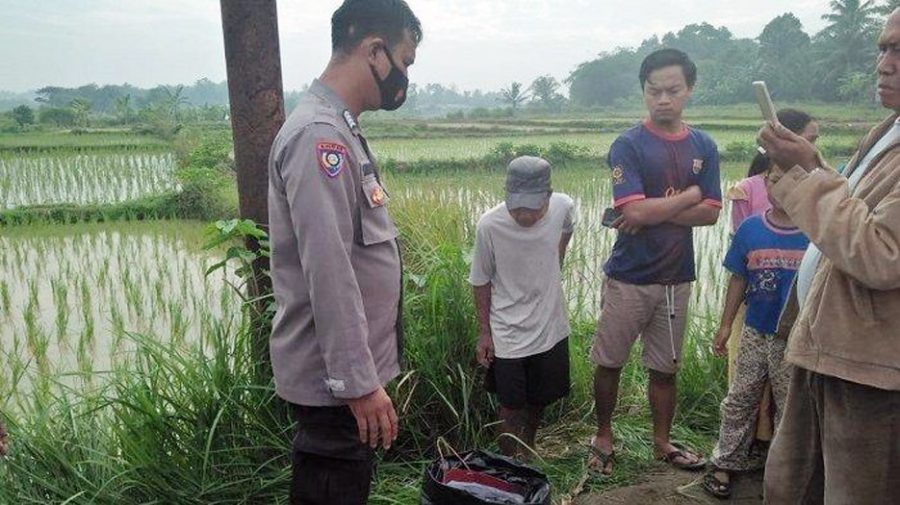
[0,280,10,317]
[51,276,69,343]
[0,221,242,400]
[0,131,169,152]
[0,151,177,208]
[366,127,859,164]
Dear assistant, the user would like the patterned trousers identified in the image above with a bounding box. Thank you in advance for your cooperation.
[711,326,791,471]
[727,304,774,441]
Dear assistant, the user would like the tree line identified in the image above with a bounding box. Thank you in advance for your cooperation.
[1,79,232,135]
[569,1,896,107]
[0,79,308,136]
[2,0,897,130]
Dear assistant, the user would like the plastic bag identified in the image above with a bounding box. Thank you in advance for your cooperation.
[421,450,551,505]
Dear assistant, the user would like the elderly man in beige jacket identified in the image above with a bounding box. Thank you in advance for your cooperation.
[757,9,900,505]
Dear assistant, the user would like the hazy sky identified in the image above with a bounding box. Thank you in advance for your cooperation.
[0,0,838,93]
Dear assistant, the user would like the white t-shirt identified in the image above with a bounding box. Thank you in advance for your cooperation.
[468,193,576,359]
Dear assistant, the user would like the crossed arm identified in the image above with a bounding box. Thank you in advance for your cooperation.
[615,185,721,233]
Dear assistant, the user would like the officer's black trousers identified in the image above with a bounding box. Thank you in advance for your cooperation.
[290,405,375,505]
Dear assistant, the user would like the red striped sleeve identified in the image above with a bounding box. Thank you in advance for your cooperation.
[614,194,647,209]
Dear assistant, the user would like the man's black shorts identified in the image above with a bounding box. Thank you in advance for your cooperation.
[485,337,570,409]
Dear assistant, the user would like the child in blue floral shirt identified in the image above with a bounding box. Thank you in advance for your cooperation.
[703,172,809,499]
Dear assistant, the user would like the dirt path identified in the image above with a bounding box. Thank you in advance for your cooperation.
[574,468,763,505]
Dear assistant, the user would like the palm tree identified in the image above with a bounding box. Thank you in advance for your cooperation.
[162,85,189,121]
[501,82,530,111]
[814,0,881,98]
[69,98,92,128]
[114,94,133,125]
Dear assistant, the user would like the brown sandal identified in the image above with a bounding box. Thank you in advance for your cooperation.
[586,436,615,475]
[657,442,706,471]
[701,468,733,499]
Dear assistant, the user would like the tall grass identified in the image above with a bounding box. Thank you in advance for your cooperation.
[0,326,294,503]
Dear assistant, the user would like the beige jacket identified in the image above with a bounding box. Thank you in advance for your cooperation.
[773,114,900,391]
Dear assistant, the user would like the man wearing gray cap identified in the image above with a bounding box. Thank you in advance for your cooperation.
[469,156,576,459]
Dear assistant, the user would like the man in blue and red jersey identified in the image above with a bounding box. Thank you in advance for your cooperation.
[586,48,722,475]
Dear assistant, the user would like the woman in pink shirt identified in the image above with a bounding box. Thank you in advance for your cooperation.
[727,109,820,232]
[723,108,818,444]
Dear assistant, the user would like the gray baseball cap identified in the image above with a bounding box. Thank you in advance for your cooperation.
[505,156,552,210]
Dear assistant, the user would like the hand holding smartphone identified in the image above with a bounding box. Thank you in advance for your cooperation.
[601,207,622,228]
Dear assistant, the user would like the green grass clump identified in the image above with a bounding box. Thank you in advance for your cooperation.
[0,327,295,503]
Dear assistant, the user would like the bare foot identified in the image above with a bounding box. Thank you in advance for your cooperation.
[587,434,615,475]
[702,468,733,498]
[713,469,730,485]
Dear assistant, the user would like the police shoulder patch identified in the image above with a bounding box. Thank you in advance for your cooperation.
[316,141,349,178]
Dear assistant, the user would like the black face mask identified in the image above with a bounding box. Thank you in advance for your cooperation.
[370,47,408,111]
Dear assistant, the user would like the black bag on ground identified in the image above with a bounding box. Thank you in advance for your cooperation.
[421,450,551,505]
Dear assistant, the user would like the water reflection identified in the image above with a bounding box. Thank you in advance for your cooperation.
[0,221,241,398]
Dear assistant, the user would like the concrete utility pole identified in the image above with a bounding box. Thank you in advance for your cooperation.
[220,0,285,369]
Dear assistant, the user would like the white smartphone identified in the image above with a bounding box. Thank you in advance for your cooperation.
[752,81,779,125]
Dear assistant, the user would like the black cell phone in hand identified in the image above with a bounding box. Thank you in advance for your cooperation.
[602,207,622,228]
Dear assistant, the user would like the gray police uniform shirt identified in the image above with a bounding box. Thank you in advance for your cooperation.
[468,193,576,359]
[268,79,402,406]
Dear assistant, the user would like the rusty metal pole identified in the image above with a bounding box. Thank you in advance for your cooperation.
[220,0,284,372]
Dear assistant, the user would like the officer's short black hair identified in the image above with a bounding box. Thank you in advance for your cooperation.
[639,49,697,89]
[331,0,423,54]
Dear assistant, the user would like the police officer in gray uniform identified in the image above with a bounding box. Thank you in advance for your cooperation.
[266,1,421,503]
